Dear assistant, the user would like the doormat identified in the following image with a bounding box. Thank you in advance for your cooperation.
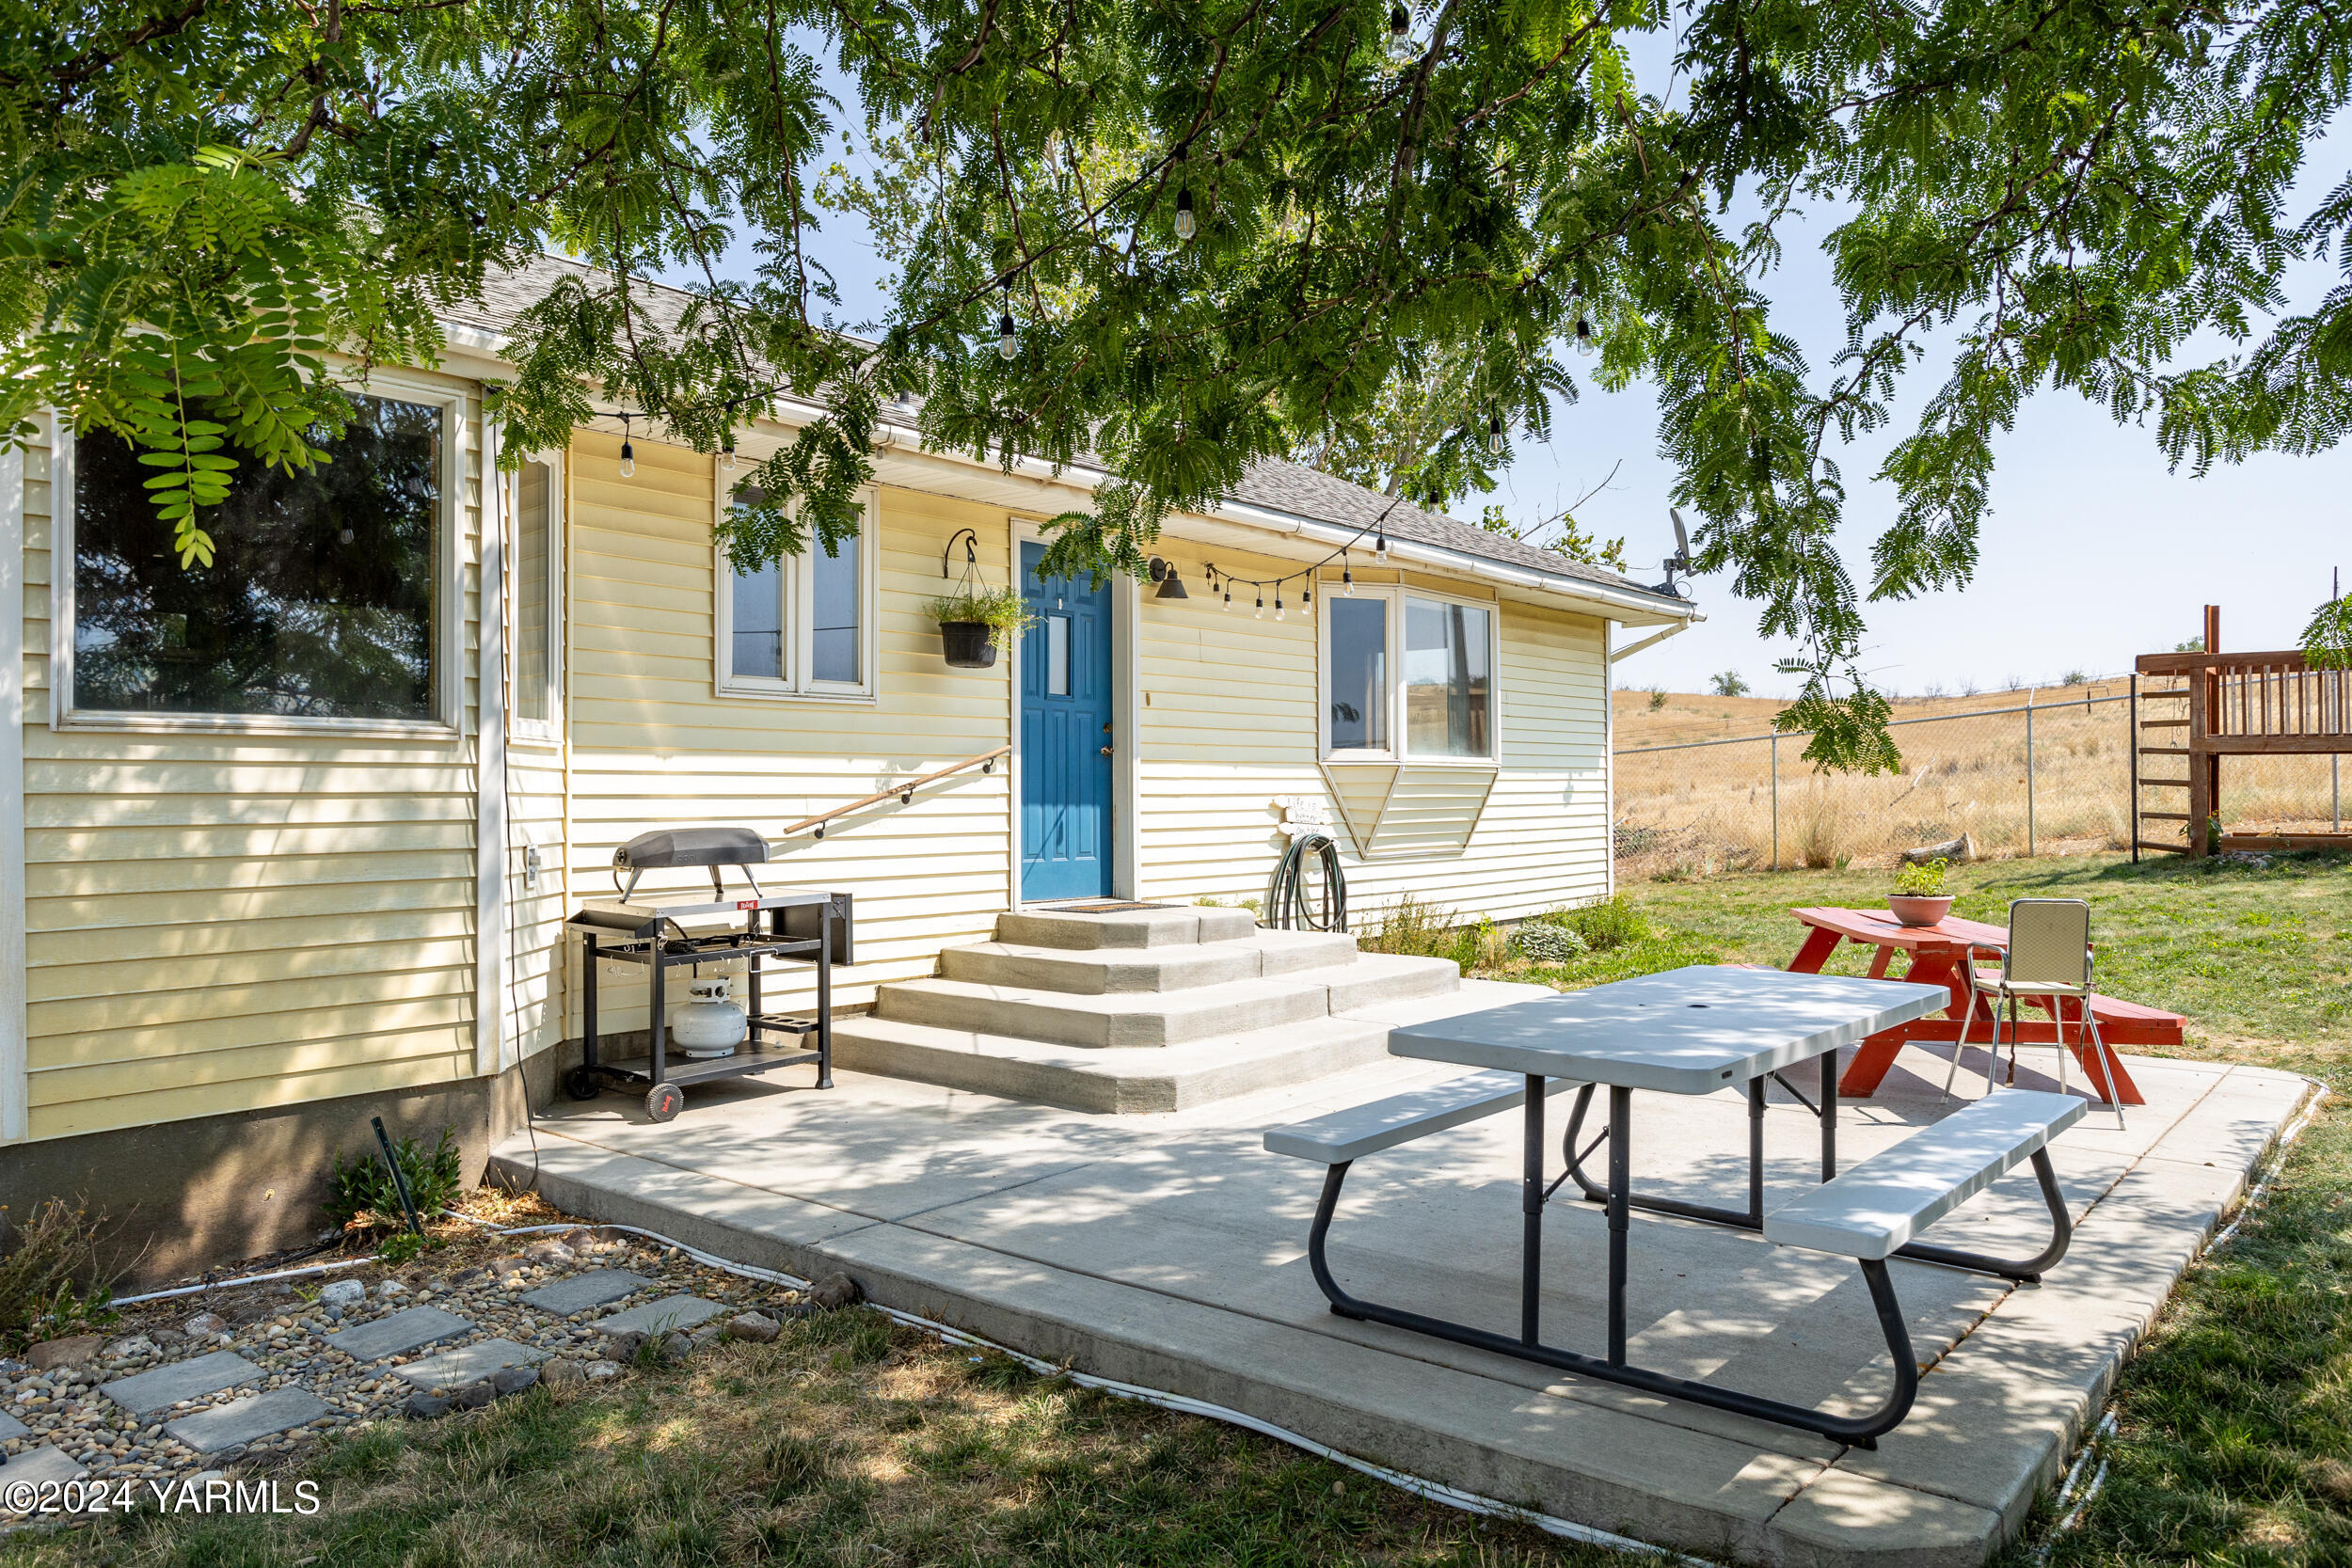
[1046,901,1177,913]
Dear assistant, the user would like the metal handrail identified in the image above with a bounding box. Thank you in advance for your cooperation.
[781,744,1011,841]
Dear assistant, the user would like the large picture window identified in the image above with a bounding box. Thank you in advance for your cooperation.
[1321,586,1496,760]
[70,392,447,724]
[713,479,876,700]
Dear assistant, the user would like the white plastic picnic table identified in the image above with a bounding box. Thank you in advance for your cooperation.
[1347,966,1955,1440]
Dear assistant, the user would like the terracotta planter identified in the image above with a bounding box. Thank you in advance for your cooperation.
[1886,893,1955,928]
[938,621,998,668]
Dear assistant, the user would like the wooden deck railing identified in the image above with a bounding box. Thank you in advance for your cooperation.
[2131,648,2349,854]
[780,745,1012,842]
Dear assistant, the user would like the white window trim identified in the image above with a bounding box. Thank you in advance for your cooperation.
[507,446,564,745]
[1317,579,1502,765]
[47,372,467,739]
[711,466,880,704]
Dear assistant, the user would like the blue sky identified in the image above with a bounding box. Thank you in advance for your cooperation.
[763,37,2349,699]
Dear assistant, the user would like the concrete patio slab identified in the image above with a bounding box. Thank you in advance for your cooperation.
[163,1388,331,1454]
[491,1022,2310,1568]
[0,1412,26,1443]
[101,1350,261,1417]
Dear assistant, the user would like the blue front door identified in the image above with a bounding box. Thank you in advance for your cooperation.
[1020,542,1114,901]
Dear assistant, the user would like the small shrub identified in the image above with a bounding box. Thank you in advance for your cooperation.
[1893,857,1948,895]
[1509,923,1589,963]
[1646,689,1668,711]
[1708,670,1750,697]
[0,1197,124,1353]
[1540,895,1648,953]
[326,1128,462,1235]
[1358,893,1456,958]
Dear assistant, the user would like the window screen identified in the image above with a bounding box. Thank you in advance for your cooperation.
[514,459,552,723]
[73,393,440,720]
[1327,597,1389,750]
[1404,598,1492,756]
[810,530,861,685]
[730,556,784,679]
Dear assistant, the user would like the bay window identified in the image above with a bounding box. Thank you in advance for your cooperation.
[1322,586,1496,760]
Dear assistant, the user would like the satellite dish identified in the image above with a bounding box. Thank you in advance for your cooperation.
[1658,509,1694,598]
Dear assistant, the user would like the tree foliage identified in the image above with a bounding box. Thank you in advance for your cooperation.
[8,0,2352,768]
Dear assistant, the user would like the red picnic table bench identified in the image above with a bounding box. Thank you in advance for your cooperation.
[1787,906,2182,1106]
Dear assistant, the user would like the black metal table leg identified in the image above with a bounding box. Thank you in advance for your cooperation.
[1820,1047,1838,1182]
[816,897,836,1089]
[1521,1073,1544,1345]
[1748,1076,1767,1226]
[1607,1085,1631,1368]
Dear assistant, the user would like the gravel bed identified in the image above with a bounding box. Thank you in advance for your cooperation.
[1,1225,808,1497]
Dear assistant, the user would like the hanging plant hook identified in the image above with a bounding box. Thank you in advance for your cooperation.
[943,527,979,578]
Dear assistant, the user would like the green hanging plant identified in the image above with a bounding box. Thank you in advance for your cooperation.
[924,585,1034,651]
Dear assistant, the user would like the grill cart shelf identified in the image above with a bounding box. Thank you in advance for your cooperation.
[565,886,850,1122]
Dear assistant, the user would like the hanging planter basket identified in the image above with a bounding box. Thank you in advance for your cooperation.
[926,528,1032,672]
[939,621,998,668]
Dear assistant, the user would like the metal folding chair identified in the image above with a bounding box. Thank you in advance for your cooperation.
[1942,898,2123,1125]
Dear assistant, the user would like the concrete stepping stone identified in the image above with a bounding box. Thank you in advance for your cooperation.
[101,1349,261,1416]
[520,1269,652,1316]
[592,1295,725,1337]
[0,1445,87,1502]
[325,1306,473,1363]
[162,1388,330,1454]
[391,1338,547,1391]
[0,1411,26,1442]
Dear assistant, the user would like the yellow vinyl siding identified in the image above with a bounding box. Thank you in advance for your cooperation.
[18,387,485,1141]
[562,432,1012,1037]
[1136,549,1608,922]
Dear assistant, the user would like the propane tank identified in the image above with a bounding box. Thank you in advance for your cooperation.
[672,975,748,1058]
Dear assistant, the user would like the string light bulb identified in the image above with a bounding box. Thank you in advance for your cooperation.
[1487,412,1505,455]
[1275,591,1285,621]
[618,415,635,479]
[1374,532,1388,563]
[1254,591,1263,618]
[722,400,739,469]
[997,294,1018,361]
[1174,187,1197,241]
[1386,4,1415,63]
[1575,317,1596,356]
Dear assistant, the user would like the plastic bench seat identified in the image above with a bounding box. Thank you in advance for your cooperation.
[1763,1089,2087,1260]
[1265,1070,1581,1164]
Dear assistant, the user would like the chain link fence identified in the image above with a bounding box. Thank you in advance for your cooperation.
[1613,689,2347,879]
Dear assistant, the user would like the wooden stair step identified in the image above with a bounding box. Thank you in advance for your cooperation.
[2138,778,2191,788]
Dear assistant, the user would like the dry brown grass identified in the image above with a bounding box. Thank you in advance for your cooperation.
[1613,680,2345,878]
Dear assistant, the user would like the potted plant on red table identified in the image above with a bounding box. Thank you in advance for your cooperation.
[1887,857,1955,927]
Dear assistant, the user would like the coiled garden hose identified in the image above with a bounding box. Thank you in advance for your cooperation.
[1264,832,1347,932]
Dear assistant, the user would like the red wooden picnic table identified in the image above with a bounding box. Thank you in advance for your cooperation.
[1786,906,2179,1105]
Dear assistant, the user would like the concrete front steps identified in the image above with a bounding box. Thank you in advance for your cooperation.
[832,905,1470,1113]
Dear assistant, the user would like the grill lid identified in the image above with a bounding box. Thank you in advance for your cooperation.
[613,826,771,871]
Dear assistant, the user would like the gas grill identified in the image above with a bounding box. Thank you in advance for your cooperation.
[566,826,850,1121]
